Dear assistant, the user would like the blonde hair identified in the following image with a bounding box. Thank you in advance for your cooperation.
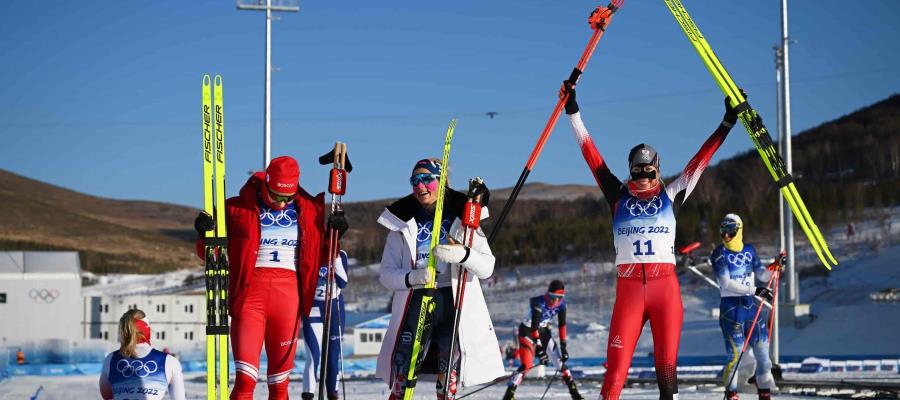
[118,309,147,358]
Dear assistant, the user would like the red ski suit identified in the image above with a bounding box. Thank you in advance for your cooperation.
[197,172,328,399]
[567,111,731,400]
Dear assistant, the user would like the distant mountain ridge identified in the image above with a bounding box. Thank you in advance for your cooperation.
[1,94,896,272]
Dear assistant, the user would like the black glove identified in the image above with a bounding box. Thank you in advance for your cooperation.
[194,211,215,235]
[755,287,775,302]
[327,210,349,239]
[775,251,788,268]
[560,81,579,115]
[534,340,549,365]
[560,341,569,362]
[468,178,491,207]
[319,148,353,172]
[724,89,747,125]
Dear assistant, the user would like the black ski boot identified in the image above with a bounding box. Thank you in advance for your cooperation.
[562,373,584,400]
[301,393,314,400]
[758,388,772,400]
[502,384,517,400]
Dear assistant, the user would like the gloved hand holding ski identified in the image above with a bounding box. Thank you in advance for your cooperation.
[723,89,747,126]
[194,211,215,235]
[433,244,470,265]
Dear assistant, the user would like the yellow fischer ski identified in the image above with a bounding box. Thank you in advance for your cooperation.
[404,118,457,400]
[202,74,230,400]
[662,0,837,269]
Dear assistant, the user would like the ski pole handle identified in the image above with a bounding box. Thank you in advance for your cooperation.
[328,142,348,195]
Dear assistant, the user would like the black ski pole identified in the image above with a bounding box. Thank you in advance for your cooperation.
[539,365,562,400]
[455,364,542,400]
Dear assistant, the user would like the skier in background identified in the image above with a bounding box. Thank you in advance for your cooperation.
[302,250,349,400]
[194,154,349,399]
[99,309,185,400]
[561,81,740,400]
[710,213,785,400]
[503,280,583,400]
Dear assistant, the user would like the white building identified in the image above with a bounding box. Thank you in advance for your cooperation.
[352,314,389,356]
[83,292,207,357]
[0,252,81,345]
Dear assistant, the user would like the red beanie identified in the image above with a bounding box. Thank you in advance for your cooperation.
[266,156,300,195]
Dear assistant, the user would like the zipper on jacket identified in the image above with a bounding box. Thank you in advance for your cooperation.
[642,264,646,286]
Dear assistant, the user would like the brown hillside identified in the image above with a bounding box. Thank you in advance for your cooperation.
[0,170,198,273]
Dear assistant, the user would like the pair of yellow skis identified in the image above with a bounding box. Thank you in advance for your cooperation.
[403,119,457,400]
[201,75,229,400]
[663,0,837,269]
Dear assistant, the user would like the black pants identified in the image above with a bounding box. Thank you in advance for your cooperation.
[392,287,455,392]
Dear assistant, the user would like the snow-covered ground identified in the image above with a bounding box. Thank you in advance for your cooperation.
[0,373,871,399]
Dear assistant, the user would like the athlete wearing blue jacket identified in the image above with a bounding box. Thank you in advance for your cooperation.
[302,250,349,400]
[710,214,783,400]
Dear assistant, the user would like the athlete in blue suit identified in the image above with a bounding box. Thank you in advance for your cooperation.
[301,250,348,400]
[710,214,784,400]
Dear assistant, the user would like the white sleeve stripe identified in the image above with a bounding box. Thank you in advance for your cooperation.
[568,112,592,146]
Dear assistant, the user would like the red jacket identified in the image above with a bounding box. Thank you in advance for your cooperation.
[197,172,327,318]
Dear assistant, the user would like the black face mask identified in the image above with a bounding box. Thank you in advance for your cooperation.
[630,170,657,181]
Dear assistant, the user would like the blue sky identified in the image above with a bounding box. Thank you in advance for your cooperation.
[1,1,898,207]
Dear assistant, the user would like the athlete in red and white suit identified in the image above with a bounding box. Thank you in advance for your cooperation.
[196,156,346,400]
[561,82,737,400]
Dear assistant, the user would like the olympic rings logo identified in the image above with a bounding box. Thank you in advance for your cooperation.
[260,209,298,227]
[624,196,663,217]
[29,289,59,303]
[727,252,754,268]
[115,359,158,378]
[416,220,449,243]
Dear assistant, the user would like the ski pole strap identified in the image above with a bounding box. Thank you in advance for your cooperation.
[458,247,471,264]
[733,101,751,114]
[204,237,228,247]
[206,326,229,335]
[567,68,582,86]
[775,174,793,188]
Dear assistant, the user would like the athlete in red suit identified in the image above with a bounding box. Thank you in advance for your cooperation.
[561,82,738,400]
[195,155,348,400]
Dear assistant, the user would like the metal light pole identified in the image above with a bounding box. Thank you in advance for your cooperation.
[772,44,784,364]
[780,0,798,306]
[237,0,299,168]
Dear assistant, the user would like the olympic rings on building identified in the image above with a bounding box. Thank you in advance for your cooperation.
[28,288,60,303]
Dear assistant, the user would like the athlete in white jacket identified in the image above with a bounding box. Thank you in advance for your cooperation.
[376,158,505,399]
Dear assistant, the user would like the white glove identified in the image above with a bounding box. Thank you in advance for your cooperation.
[433,244,470,265]
[406,268,434,288]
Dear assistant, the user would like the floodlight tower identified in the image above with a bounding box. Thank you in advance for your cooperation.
[237,0,299,168]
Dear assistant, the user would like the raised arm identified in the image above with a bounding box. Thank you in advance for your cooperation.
[562,82,623,208]
[666,94,742,202]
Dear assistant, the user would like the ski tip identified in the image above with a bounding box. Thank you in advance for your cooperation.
[203,75,211,85]
[214,75,223,86]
